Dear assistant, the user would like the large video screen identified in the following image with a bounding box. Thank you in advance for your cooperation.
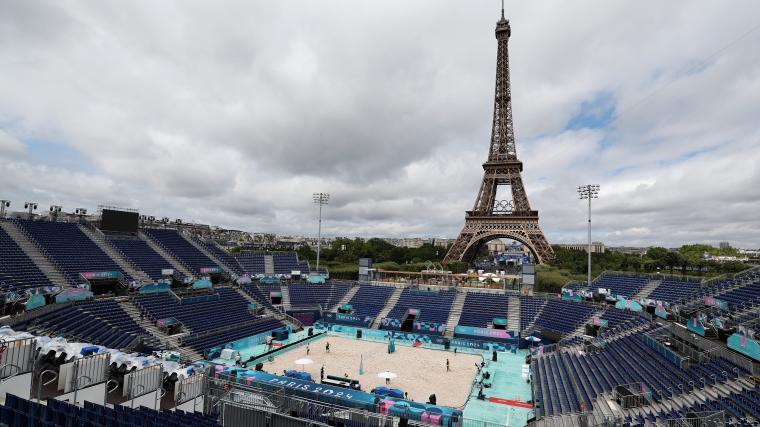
[101,209,139,233]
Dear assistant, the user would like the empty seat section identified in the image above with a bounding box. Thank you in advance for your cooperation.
[533,299,594,335]
[133,288,256,334]
[385,289,456,324]
[458,292,510,328]
[182,317,284,354]
[15,220,129,286]
[648,278,702,303]
[20,299,151,349]
[594,274,648,298]
[0,394,220,426]
[190,236,245,275]
[0,224,50,292]
[288,283,350,309]
[110,238,174,281]
[346,285,395,318]
[236,252,266,275]
[142,228,216,275]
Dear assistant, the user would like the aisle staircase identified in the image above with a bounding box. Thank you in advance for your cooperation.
[571,309,604,337]
[138,232,193,278]
[444,290,467,338]
[371,287,403,329]
[281,285,292,310]
[118,299,203,363]
[264,255,275,275]
[635,280,661,299]
[181,233,235,275]
[234,287,303,331]
[0,221,69,288]
[332,284,360,311]
[524,299,547,332]
[507,296,521,332]
[78,225,151,283]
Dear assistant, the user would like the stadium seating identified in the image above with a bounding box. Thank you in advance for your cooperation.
[15,220,130,285]
[1,394,219,427]
[533,333,750,417]
[236,252,265,275]
[182,317,284,354]
[0,223,50,292]
[288,283,350,310]
[519,297,546,331]
[190,236,245,275]
[647,277,702,303]
[109,237,175,281]
[532,299,594,335]
[385,288,456,324]
[142,228,216,276]
[132,287,256,334]
[345,285,395,318]
[594,274,648,298]
[235,251,310,277]
[20,299,152,350]
[458,292,510,328]
[715,281,760,310]
[240,283,279,310]
[599,308,648,330]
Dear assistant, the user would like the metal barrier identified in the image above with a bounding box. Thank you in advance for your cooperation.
[0,336,36,380]
[124,364,163,400]
[670,323,757,375]
[665,411,725,427]
[208,375,397,427]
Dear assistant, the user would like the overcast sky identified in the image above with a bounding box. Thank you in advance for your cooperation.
[1,1,759,248]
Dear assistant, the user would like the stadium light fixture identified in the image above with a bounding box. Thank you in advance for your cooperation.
[0,200,10,218]
[313,192,330,276]
[24,201,38,220]
[578,185,600,289]
[49,205,62,220]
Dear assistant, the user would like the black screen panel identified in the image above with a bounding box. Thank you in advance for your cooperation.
[101,209,139,233]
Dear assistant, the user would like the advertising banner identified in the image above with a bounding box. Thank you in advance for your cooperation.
[79,271,120,280]
[412,321,446,335]
[655,302,668,319]
[323,312,373,327]
[454,325,515,341]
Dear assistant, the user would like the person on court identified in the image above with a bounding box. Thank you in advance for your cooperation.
[306,344,310,355]
[446,358,450,372]
[325,341,330,353]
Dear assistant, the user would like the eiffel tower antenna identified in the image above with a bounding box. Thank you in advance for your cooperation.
[501,0,504,20]
[444,11,553,265]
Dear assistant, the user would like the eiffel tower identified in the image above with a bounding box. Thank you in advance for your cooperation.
[444,9,554,264]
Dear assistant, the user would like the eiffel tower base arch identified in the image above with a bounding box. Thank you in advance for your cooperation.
[444,216,553,265]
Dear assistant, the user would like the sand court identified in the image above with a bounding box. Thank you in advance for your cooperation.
[262,335,481,407]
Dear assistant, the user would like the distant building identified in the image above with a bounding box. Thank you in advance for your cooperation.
[703,253,749,263]
[557,242,606,254]
[384,237,453,249]
[607,246,648,256]
[719,241,730,249]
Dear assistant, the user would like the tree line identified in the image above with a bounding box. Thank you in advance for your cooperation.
[549,244,750,277]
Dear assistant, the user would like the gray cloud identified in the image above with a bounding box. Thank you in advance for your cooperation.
[0,1,759,247]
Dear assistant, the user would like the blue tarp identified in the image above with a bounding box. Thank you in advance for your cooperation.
[192,279,213,289]
[25,294,46,311]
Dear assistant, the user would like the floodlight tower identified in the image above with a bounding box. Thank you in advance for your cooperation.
[49,205,62,221]
[578,185,600,288]
[0,200,10,218]
[24,202,38,220]
[313,192,330,276]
